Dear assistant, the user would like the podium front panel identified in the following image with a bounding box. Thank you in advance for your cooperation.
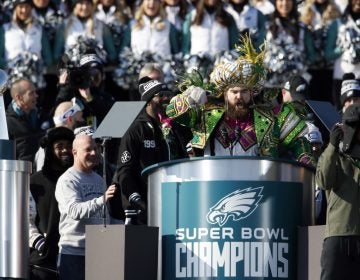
[146,157,315,280]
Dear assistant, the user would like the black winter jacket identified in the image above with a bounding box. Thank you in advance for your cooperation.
[6,104,44,162]
[113,110,170,205]
[29,169,63,269]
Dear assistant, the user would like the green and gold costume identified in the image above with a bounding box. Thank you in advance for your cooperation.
[166,93,315,165]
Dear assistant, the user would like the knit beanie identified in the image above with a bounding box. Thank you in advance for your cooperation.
[40,127,75,149]
[138,79,171,103]
[342,104,360,153]
[340,79,360,106]
[74,125,95,136]
[40,127,75,174]
[79,53,103,69]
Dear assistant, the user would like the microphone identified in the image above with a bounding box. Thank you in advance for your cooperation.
[229,126,241,156]
[234,126,241,144]
[220,127,234,156]
[220,127,229,146]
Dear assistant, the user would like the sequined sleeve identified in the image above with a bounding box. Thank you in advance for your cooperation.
[277,104,316,166]
[166,94,199,128]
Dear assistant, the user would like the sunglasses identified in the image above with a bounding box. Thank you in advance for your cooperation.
[154,91,174,98]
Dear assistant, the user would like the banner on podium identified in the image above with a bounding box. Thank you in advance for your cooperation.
[161,180,302,279]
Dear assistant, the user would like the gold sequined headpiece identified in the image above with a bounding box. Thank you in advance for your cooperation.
[209,35,267,96]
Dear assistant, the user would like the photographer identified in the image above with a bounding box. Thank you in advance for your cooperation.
[55,53,115,128]
[315,103,360,280]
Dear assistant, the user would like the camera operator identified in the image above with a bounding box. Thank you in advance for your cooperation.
[55,53,115,128]
[315,103,360,280]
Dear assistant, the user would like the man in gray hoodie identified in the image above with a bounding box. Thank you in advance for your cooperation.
[55,134,117,280]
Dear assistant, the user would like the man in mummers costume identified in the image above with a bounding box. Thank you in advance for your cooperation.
[166,36,314,164]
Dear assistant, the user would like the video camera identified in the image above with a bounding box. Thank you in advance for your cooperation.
[60,53,104,89]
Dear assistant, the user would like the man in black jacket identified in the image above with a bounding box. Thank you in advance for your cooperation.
[55,53,115,128]
[112,78,190,224]
[29,127,74,280]
[6,78,45,162]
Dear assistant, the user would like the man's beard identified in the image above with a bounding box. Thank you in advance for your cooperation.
[155,100,169,116]
[226,102,250,120]
[57,156,73,169]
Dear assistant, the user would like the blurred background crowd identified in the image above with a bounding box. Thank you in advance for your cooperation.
[2,0,359,161]
[0,0,359,108]
[1,0,359,192]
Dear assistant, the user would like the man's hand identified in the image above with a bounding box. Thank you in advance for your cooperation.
[33,235,45,256]
[132,198,146,212]
[131,198,147,224]
[128,192,147,224]
[330,123,343,150]
[184,86,208,106]
[58,69,68,85]
[78,88,93,103]
[104,184,117,202]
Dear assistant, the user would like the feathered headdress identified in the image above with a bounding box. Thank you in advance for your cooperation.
[177,68,215,93]
[209,35,267,96]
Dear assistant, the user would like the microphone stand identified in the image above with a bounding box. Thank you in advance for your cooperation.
[101,136,112,228]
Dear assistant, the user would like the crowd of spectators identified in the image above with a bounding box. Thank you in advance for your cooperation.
[1,0,358,154]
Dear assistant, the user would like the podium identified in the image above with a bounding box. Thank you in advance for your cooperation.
[144,156,315,280]
[87,101,158,280]
[86,225,158,280]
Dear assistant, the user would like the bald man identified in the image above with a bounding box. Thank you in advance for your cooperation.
[53,99,85,130]
[55,135,116,280]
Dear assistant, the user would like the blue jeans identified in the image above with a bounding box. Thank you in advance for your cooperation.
[57,254,85,280]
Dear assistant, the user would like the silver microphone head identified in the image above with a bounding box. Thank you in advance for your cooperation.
[0,69,9,141]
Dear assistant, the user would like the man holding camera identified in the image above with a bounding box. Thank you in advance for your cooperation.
[315,103,360,280]
[55,53,114,128]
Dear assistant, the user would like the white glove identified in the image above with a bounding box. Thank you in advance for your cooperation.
[184,86,208,106]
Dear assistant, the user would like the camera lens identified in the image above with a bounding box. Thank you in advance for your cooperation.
[89,68,102,86]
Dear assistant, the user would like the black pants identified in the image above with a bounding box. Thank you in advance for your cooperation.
[30,264,58,280]
[321,236,360,280]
